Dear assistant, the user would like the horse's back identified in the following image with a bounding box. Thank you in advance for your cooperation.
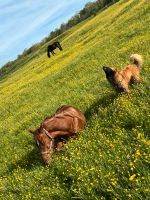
[56,105,85,118]
[42,105,85,133]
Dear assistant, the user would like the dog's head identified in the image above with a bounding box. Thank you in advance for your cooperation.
[103,65,116,79]
[103,66,127,92]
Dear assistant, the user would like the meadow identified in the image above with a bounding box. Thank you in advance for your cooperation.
[0,0,150,199]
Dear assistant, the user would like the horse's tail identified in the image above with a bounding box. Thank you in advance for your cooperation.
[47,46,50,58]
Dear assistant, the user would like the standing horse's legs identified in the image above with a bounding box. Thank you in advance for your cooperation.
[47,49,51,58]
[51,51,56,55]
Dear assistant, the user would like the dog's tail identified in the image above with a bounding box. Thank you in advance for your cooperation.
[130,54,143,68]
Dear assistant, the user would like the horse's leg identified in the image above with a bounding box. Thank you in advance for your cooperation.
[52,51,55,55]
[55,132,77,151]
[47,49,51,58]
[56,141,63,151]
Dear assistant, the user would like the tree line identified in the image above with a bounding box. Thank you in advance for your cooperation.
[44,0,119,43]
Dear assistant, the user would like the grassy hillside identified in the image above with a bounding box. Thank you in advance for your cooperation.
[0,0,150,199]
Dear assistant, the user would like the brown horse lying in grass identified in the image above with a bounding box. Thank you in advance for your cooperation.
[29,105,86,164]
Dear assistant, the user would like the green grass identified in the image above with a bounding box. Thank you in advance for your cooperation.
[0,0,150,199]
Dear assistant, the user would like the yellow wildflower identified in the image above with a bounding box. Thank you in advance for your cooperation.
[129,174,136,181]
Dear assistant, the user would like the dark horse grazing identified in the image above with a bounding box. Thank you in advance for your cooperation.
[47,41,63,58]
[29,105,86,164]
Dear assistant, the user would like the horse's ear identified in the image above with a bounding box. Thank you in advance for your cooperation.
[28,129,35,134]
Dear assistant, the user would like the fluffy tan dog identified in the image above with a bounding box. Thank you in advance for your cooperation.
[103,54,143,93]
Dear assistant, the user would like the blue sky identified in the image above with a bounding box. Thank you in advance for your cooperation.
[0,0,94,68]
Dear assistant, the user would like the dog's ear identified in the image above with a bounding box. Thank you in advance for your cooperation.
[103,66,116,76]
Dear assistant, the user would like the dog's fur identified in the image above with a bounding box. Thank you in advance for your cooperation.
[103,54,143,93]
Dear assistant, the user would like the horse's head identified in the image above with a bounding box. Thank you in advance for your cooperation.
[29,127,54,165]
[56,42,63,51]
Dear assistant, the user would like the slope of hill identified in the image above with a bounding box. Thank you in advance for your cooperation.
[0,0,150,199]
